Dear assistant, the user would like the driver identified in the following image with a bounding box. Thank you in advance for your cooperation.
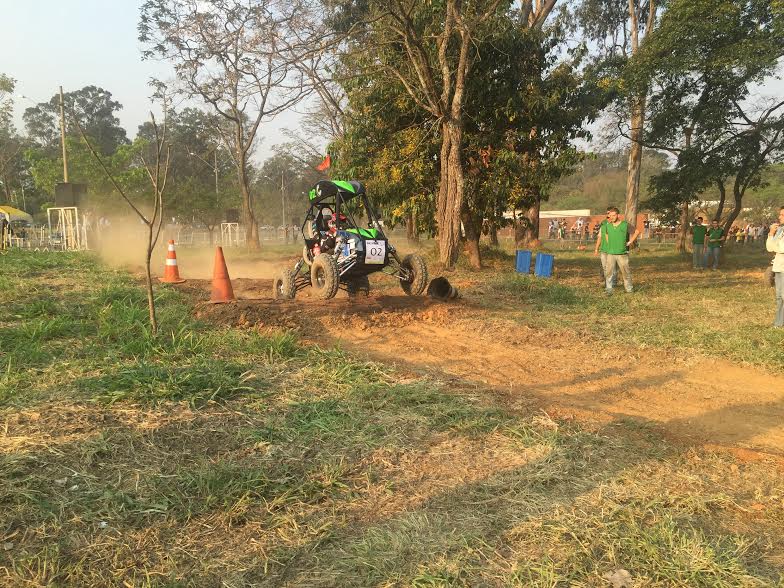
[311,207,348,255]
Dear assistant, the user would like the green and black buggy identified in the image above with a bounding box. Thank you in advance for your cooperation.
[272,180,428,300]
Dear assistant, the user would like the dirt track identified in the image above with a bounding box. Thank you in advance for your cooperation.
[189,276,784,460]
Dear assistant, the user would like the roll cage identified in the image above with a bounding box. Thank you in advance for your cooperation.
[302,180,386,239]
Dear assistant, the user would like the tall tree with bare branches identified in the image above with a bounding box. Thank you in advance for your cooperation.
[139,0,309,250]
[631,0,784,250]
[578,0,659,230]
[326,0,559,267]
[75,111,171,334]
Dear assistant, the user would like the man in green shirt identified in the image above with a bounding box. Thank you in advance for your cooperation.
[595,207,640,295]
[706,219,725,270]
[594,209,616,287]
[691,216,708,270]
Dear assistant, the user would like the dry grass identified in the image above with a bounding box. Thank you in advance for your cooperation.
[1,250,783,586]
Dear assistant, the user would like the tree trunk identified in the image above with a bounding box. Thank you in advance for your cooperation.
[676,201,689,254]
[715,179,726,221]
[406,211,419,243]
[462,209,482,270]
[436,119,465,269]
[624,95,646,230]
[489,221,499,247]
[1,175,10,201]
[207,226,215,246]
[723,182,745,235]
[237,152,260,251]
[515,194,541,248]
[145,228,158,335]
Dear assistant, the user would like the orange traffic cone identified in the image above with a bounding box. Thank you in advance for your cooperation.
[209,246,236,303]
[159,240,186,284]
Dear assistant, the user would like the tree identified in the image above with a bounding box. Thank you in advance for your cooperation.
[633,0,784,249]
[327,1,566,267]
[578,0,659,229]
[138,107,237,244]
[327,45,439,246]
[23,86,128,155]
[139,0,310,250]
[0,74,25,203]
[256,150,322,234]
[75,111,171,335]
[328,0,552,268]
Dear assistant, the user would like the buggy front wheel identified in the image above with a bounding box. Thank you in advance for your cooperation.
[346,274,370,298]
[400,253,428,296]
[273,270,296,299]
[311,254,339,299]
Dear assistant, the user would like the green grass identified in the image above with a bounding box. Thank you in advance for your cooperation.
[483,246,784,369]
[1,249,783,586]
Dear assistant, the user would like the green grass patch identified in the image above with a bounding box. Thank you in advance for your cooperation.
[485,247,784,369]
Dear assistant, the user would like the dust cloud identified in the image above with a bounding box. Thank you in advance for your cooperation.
[90,216,293,280]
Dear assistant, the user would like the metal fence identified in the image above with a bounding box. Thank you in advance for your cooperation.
[3,224,304,251]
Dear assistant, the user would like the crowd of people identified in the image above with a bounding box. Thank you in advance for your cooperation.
[727,223,769,245]
[547,218,593,240]
[547,215,773,245]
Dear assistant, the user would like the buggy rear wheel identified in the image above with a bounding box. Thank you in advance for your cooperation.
[311,254,339,299]
[273,270,296,299]
[346,275,370,298]
[400,253,428,296]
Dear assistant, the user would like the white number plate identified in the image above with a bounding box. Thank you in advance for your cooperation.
[364,240,386,264]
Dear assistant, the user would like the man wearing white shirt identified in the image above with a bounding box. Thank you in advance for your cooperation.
[766,206,784,328]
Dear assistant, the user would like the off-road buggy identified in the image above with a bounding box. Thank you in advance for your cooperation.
[272,180,428,300]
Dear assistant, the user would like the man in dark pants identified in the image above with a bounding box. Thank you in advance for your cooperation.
[706,219,725,270]
[0,214,11,251]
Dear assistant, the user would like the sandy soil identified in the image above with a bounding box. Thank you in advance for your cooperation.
[184,273,784,460]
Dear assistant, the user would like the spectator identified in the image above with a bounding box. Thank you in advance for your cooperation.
[0,213,12,250]
[735,225,745,245]
[706,219,725,270]
[594,211,618,288]
[596,206,639,295]
[643,218,651,239]
[766,206,784,328]
[690,216,707,270]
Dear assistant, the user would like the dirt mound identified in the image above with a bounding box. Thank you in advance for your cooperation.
[193,276,460,337]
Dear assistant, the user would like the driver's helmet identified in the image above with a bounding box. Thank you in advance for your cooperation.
[322,207,347,233]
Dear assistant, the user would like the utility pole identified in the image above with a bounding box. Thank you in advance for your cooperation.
[281,171,286,243]
[58,86,69,183]
[214,148,219,204]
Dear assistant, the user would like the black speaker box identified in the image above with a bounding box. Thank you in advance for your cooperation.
[55,183,87,207]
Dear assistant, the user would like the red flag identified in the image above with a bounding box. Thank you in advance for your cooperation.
[316,154,331,171]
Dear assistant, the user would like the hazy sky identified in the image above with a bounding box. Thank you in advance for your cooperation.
[0,0,305,162]
[2,0,782,163]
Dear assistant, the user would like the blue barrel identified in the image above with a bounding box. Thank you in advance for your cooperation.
[515,250,532,273]
[534,253,554,278]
